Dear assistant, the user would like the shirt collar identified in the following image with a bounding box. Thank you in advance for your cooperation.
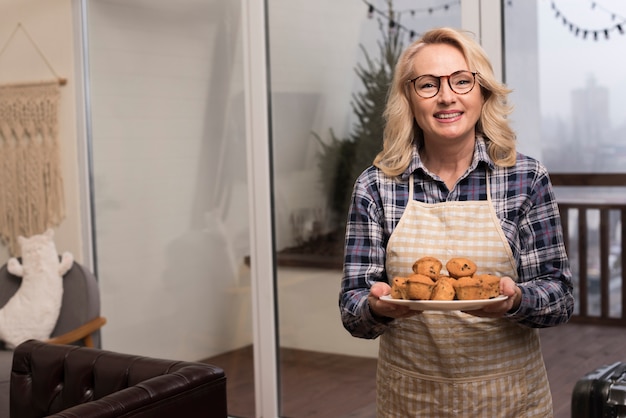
[401,136,495,180]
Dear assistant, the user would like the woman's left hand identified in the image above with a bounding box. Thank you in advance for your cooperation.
[465,276,521,317]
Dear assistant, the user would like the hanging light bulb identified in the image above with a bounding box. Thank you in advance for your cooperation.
[388,19,397,35]
[368,4,374,19]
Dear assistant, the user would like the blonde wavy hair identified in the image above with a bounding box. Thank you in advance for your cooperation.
[374,27,516,176]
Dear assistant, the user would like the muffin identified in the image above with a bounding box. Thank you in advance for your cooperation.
[390,276,408,299]
[406,274,435,300]
[430,276,456,301]
[446,257,478,279]
[453,276,483,300]
[476,274,501,299]
[412,256,443,280]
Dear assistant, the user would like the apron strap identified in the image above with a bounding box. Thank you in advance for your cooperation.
[485,171,492,203]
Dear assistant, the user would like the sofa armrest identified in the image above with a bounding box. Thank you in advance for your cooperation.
[47,366,227,418]
[10,340,227,418]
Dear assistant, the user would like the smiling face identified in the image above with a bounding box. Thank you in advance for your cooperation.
[408,43,484,145]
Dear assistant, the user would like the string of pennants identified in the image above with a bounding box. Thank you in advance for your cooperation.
[549,1,625,41]
[362,0,460,40]
[363,0,626,42]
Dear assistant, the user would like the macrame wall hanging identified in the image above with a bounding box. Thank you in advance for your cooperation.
[0,23,67,256]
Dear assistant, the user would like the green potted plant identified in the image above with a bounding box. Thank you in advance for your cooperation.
[315,6,404,252]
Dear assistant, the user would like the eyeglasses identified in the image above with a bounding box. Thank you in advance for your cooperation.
[408,70,478,99]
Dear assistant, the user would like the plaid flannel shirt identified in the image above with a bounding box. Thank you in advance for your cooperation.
[339,137,574,339]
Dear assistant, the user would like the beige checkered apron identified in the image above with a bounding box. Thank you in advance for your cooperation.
[377,174,552,417]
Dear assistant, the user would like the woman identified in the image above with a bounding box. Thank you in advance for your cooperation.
[339,27,574,417]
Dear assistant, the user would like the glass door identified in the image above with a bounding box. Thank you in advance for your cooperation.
[84,0,256,415]
[265,1,461,416]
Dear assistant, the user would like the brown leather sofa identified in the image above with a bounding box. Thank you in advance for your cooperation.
[10,340,227,418]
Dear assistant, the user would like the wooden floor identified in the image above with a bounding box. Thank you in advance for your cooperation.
[203,322,626,418]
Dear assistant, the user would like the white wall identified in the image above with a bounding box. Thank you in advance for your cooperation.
[0,0,85,262]
[86,0,252,360]
[276,267,379,357]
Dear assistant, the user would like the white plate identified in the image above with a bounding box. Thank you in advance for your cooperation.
[379,294,508,311]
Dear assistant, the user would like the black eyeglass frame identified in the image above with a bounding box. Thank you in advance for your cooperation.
[407,70,479,99]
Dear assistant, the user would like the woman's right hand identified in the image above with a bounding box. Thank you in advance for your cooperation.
[368,281,418,319]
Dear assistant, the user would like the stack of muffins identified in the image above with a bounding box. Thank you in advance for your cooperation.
[390,256,501,301]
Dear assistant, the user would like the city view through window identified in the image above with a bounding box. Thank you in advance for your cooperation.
[537,0,626,174]
[507,0,625,317]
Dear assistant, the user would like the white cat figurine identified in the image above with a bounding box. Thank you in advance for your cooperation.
[0,229,74,349]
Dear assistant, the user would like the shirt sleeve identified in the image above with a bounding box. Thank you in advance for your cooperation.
[339,171,392,339]
[504,164,575,327]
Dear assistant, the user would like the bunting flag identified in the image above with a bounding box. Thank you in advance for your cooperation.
[0,81,66,256]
